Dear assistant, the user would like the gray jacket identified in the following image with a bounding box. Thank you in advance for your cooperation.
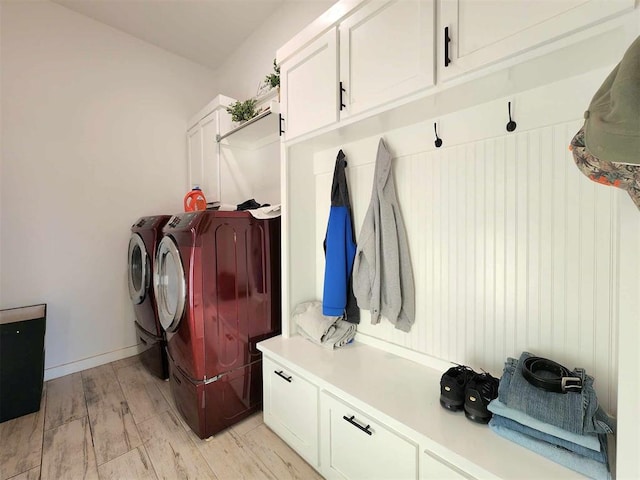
[352,139,415,332]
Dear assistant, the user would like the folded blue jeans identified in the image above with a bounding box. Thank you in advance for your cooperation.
[498,352,615,435]
[490,414,607,463]
[488,399,601,451]
[489,420,611,480]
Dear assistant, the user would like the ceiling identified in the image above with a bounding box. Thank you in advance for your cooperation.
[51,0,288,70]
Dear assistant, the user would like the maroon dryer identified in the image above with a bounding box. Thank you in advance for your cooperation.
[153,210,281,438]
[128,215,172,379]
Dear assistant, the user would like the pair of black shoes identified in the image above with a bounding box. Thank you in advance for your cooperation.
[439,365,499,424]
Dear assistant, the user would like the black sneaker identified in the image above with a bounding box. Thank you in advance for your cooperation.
[440,365,476,411]
[464,372,499,424]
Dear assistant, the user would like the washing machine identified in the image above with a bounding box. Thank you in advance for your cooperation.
[128,215,171,379]
[153,210,281,438]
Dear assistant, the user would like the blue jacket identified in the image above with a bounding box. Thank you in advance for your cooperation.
[322,150,359,323]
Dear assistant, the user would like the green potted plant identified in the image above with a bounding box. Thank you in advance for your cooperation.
[264,59,280,90]
[226,98,259,123]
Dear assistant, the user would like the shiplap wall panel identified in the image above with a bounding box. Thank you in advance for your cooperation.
[313,120,619,412]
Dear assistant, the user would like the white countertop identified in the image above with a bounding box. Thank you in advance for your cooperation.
[258,335,587,480]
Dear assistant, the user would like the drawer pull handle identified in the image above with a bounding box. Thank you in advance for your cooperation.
[274,370,292,383]
[172,373,182,385]
[444,26,451,67]
[343,415,372,436]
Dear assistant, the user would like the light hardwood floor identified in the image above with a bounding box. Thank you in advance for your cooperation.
[0,355,322,480]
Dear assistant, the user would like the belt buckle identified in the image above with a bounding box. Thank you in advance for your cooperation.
[561,376,582,393]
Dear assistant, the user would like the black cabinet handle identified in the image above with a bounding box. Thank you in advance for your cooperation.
[340,82,346,110]
[274,370,292,383]
[279,114,284,136]
[444,26,451,67]
[343,415,373,436]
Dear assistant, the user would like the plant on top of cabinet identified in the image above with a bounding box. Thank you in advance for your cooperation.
[226,98,261,123]
[264,59,280,89]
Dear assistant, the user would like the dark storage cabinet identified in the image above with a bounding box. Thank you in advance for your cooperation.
[0,304,46,422]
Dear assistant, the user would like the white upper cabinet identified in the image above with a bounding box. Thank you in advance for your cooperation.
[280,28,339,142]
[188,115,219,202]
[187,112,220,202]
[200,113,218,201]
[186,94,235,203]
[339,0,434,119]
[187,125,203,190]
[278,0,435,141]
[438,0,635,81]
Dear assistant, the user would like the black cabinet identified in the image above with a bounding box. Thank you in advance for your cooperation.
[1,304,46,422]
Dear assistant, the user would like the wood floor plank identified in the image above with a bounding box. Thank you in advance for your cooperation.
[111,354,141,371]
[192,429,275,480]
[5,466,40,480]
[116,362,170,424]
[243,424,322,480]
[231,411,263,436]
[0,388,46,480]
[40,416,98,480]
[98,446,157,480]
[153,376,191,431]
[137,410,216,480]
[82,364,142,465]
[44,372,87,430]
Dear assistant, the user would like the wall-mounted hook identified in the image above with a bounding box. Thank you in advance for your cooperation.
[506,101,517,132]
[434,123,443,148]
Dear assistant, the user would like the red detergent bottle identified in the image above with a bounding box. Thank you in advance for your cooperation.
[184,186,207,212]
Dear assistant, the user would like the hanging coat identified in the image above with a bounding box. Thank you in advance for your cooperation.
[352,138,415,332]
[322,150,360,324]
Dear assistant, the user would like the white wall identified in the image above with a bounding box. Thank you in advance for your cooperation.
[216,0,334,102]
[211,1,333,206]
[219,141,282,206]
[0,1,218,378]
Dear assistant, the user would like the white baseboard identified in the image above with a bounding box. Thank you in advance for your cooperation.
[43,344,143,381]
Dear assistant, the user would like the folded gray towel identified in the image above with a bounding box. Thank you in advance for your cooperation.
[325,319,356,349]
[293,301,356,349]
[293,301,340,342]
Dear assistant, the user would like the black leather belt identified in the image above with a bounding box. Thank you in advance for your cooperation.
[522,357,583,394]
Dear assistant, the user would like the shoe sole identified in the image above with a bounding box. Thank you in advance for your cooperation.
[439,397,464,411]
[464,407,492,424]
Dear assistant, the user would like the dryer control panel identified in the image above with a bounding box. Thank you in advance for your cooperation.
[166,212,199,230]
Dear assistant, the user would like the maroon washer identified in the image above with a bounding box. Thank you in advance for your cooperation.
[154,210,281,438]
[128,215,171,380]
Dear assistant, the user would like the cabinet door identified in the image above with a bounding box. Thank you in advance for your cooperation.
[200,113,219,202]
[263,356,319,467]
[187,112,220,203]
[320,391,418,480]
[339,0,434,118]
[187,124,203,190]
[438,0,635,80]
[280,28,339,141]
[421,450,474,480]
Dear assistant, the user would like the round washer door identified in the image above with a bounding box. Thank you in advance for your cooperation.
[154,235,186,332]
[128,233,149,305]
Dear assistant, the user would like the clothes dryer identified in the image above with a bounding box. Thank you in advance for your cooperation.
[153,210,281,438]
[128,215,171,379]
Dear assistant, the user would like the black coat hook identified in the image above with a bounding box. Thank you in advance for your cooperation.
[434,123,443,148]
[506,102,517,132]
